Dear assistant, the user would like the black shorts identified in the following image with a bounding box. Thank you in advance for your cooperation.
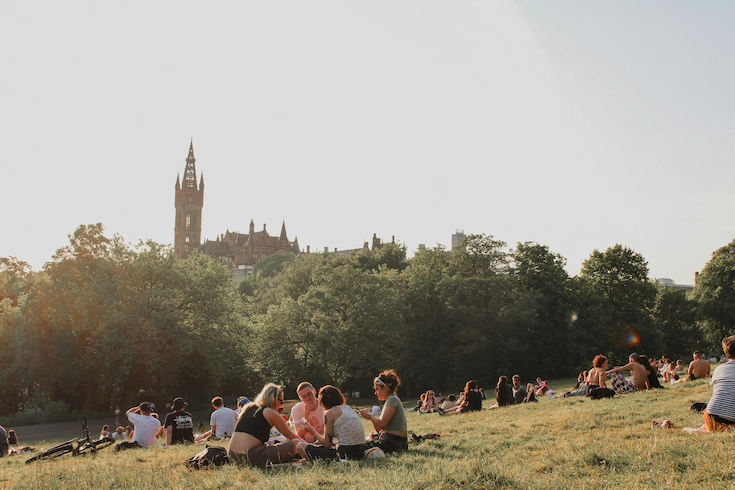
[305,444,365,461]
[365,432,407,454]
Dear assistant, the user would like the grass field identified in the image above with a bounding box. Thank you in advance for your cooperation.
[2,379,733,489]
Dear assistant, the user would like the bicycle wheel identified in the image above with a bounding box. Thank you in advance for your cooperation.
[93,436,115,451]
[25,442,75,463]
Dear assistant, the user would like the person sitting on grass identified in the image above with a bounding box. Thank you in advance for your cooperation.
[195,396,238,442]
[606,353,647,393]
[683,335,735,434]
[228,383,303,467]
[441,394,459,411]
[511,376,528,403]
[681,351,711,382]
[100,425,110,439]
[164,397,194,445]
[420,390,440,413]
[115,402,162,451]
[297,385,366,461]
[491,376,514,408]
[291,382,325,444]
[440,380,484,415]
[586,355,611,396]
[638,355,663,389]
[358,369,408,454]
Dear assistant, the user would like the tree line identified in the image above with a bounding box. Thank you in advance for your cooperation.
[0,224,733,417]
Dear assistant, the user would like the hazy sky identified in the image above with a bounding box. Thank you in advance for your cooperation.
[2,1,734,284]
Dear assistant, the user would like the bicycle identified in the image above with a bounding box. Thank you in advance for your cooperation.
[25,417,115,463]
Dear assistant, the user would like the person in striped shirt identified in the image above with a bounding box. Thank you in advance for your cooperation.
[683,335,735,434]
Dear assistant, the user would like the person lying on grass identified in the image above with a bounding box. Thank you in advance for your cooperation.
[683,335,735,434]
[296,385,366,461]
[228,383,304,467]
[358,369,408,454]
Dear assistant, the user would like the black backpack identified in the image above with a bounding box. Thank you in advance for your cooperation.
[186,445,230,469]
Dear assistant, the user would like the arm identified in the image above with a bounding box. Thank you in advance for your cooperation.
[166,426,173,445]
[303,411,333,447]
[607,362,634,375]
[291,404,308,438]
[264,408,302,441]
[360,403,396,432]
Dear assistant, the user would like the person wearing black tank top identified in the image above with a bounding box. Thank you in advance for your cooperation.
[228,383,304,467]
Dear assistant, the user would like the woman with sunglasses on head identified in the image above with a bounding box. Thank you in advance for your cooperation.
[358,369,408,454]
[228,383,303,467]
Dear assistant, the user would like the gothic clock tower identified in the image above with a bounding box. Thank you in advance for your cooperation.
[174,141,204,259]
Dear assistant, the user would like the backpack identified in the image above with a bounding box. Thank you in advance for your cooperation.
[186,445,230,469]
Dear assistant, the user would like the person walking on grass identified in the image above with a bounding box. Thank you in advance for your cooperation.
[683,335,735,434]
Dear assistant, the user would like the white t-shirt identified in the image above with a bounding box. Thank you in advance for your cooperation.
[210,406,237,438]
[291,401,324,443]
[127,412,161,448]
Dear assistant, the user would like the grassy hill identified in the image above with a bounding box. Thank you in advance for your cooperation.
[1,379,731,489]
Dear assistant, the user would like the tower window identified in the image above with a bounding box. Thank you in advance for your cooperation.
[186,237,190,243]
[186,215,191,229]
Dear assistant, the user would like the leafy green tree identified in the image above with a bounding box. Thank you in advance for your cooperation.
[252,252,295,278]
[511,242,575,376]
[350,243,408,272]
[691,240,735,346]
[578,244,659,359]
[652,286,700,359]
[249,264,403,391]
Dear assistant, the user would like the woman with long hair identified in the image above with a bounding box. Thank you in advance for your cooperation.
[494,376,514,407]
[358,369,408,454]
[440,380,484,415]
[228,383,303,467]
[297,385,366,461]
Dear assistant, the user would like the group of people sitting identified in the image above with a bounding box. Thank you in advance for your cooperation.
[113,369,408,467]
[412,380,486,415]
[228,369,408,466]
[570,349,714,399]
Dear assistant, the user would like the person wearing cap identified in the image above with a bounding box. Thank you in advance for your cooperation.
[164,397,194,445]
[606,353,648,393]
[235,396,250,417]
[116,402,161,451]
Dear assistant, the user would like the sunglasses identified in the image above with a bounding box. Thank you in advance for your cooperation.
[277,397,284,403]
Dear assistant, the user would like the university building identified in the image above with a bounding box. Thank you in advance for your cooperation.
[173,142,393,280]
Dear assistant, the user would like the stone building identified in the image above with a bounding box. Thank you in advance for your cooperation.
[173,142,299,272]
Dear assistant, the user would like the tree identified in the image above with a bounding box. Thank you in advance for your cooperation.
[511,242,575,376]
[578,244,659,359]
[652,286,700,359]
[249,264,403,391]
[691,240,735,346]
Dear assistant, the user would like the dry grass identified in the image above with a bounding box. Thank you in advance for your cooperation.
[2,379,733,489]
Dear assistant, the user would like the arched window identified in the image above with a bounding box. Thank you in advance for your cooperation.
[185,236,190,243]
[186,215,191,229]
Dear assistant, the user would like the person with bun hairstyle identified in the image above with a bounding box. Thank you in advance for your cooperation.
[296,385,366,461]
[228,383,303,467]
[358,369,408,454]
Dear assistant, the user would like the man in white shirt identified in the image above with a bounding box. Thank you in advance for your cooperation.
[116,402,161,451]
[291,382,324,444]
[195,396,238,442]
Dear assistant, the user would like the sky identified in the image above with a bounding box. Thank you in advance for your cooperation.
[2,1,734,285]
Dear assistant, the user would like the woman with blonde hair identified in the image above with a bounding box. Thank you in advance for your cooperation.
[358,369,408,454]
[228,383,303,467]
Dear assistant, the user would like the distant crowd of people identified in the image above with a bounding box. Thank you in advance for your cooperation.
[4,337,734,462]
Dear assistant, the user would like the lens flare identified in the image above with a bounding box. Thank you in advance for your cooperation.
[616,329,641,349]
